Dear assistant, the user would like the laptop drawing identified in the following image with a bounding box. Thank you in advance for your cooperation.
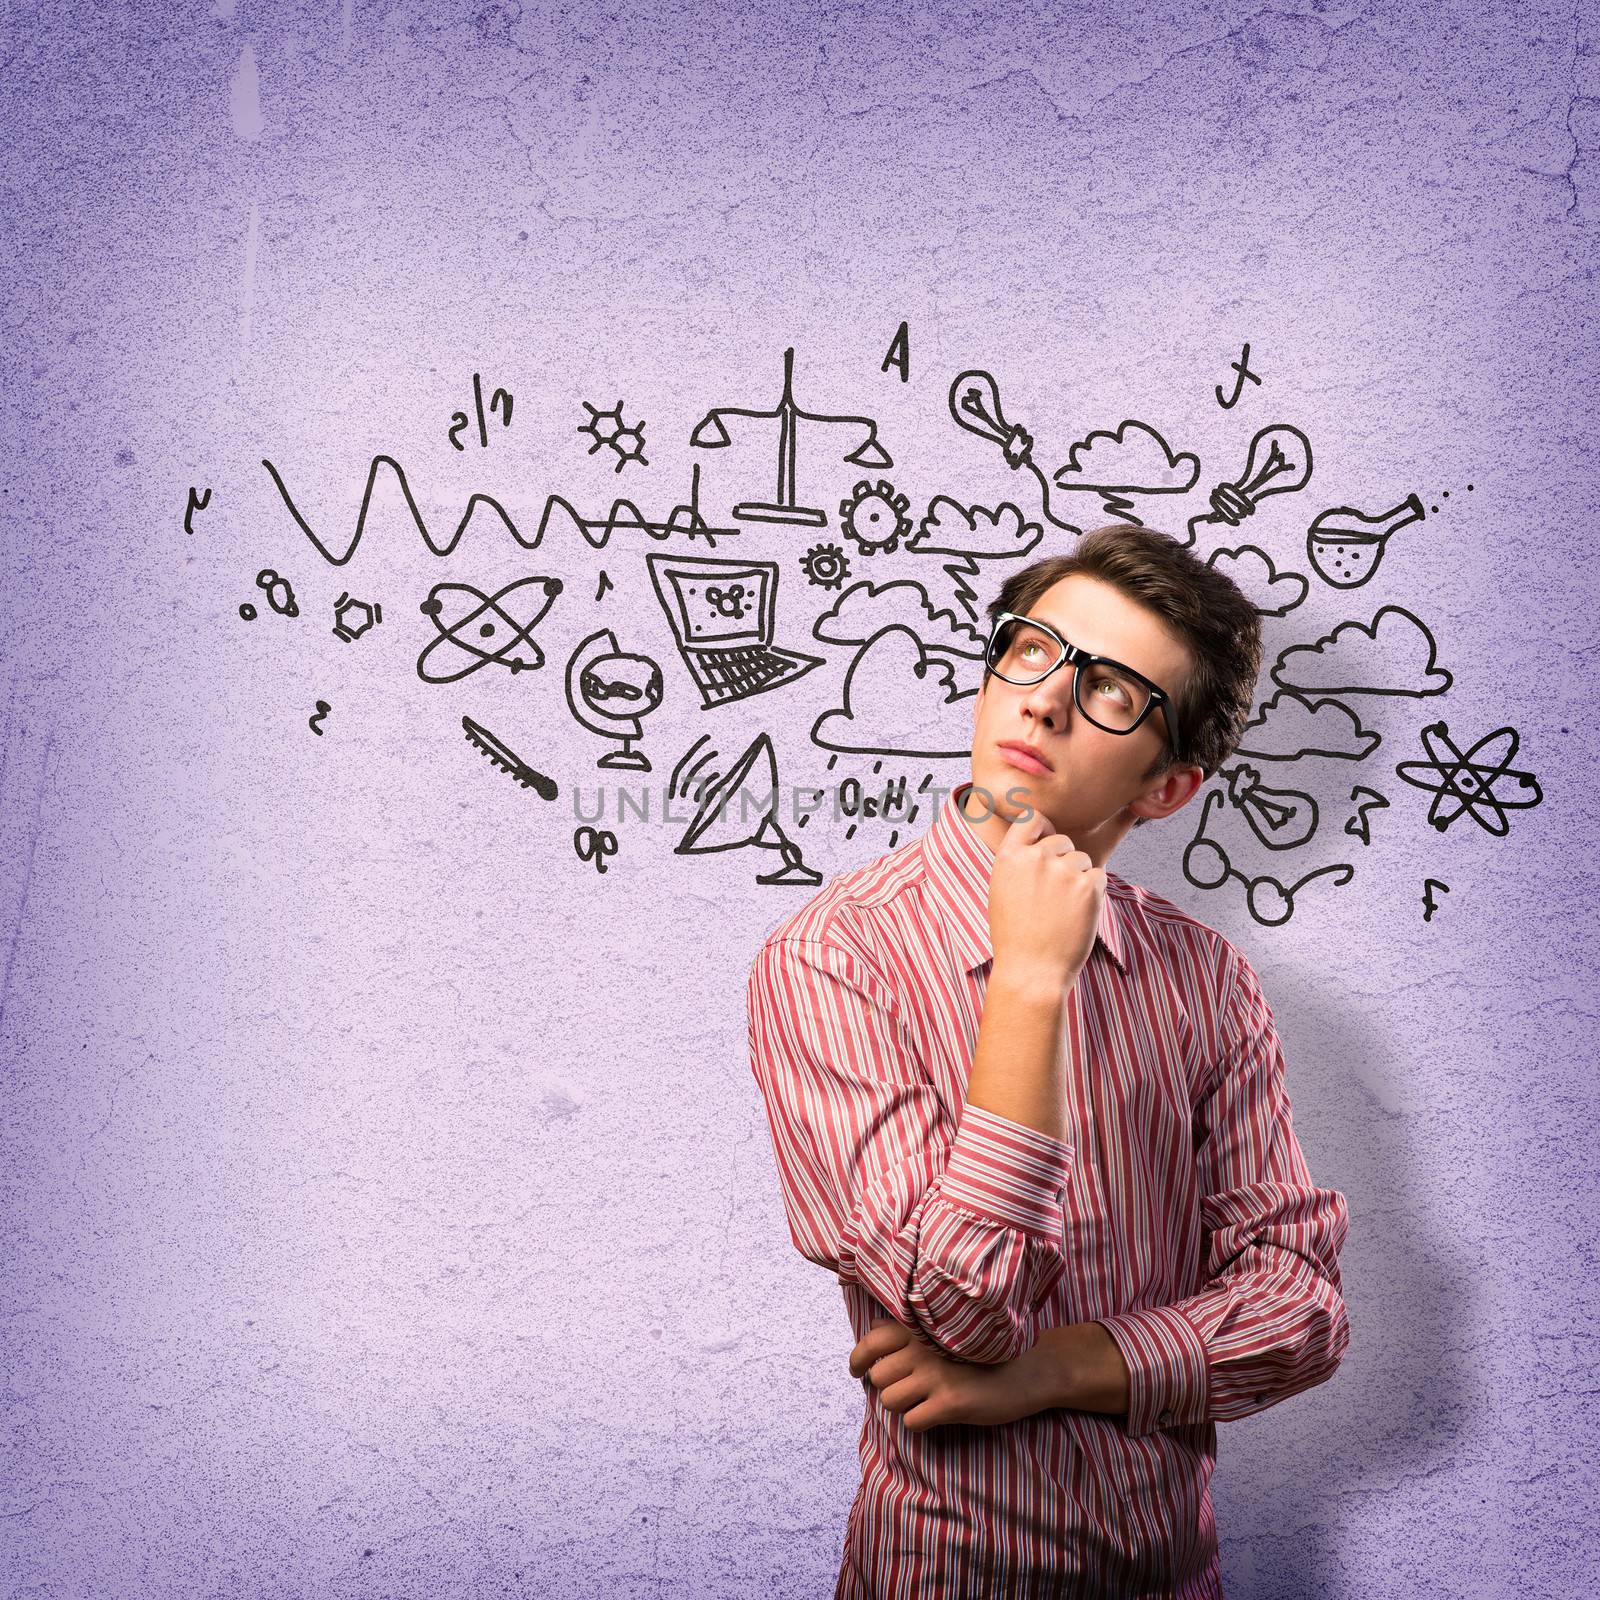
[647,553,825,708]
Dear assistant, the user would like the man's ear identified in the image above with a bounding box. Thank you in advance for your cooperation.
[1130,762,1207,823]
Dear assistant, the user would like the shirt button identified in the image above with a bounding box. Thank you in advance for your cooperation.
[1253,1392,1266,1405]
[1158,1409,1173,1426]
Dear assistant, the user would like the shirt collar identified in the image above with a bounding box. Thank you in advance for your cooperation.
[921,782,1131,977]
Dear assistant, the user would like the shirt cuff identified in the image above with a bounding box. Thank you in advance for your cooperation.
[1095,1304,1210,1437]
[940,1102,1074,1241]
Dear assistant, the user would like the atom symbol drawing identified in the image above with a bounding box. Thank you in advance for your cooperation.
[1394,720,1543,836]
[578,400,648,472]
[416,575,564,684]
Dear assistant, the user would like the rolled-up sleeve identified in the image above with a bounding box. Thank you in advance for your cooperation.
[748,934,1074,1365]
[1096,947,1352,1438]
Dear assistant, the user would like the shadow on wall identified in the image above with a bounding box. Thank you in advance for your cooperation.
[1213,962,1469,1597]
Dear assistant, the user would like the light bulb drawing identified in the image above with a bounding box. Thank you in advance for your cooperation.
[947,369,1083,534]
[1183,788,1353,927]
[691,347,892,528]
[1219,763,1318,851]
[1184,424,1313,547]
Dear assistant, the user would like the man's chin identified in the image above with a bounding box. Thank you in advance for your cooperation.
[973,771,1057,822]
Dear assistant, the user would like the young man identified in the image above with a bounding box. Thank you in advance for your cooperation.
[746,524,1351,1599]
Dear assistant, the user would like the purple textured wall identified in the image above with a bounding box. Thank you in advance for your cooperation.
[2,1,1596,1595]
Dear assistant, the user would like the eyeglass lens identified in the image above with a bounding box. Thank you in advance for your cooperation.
[987,618,1152,734]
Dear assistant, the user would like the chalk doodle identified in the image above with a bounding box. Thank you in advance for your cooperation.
[908,497,1045,624]
[1306,494,1424,589]
[813,578,987,658]
[332,592,382,643]
[812,625,980,757]
[448,372,513,451]
[1205,545,1308,618]
[1344,785,1392,845]
[1050,419,1201,524]
[1270,605,1451,698]
[263,454,545,566]
[671,732,821,886]
[462,715,558,799]
[647,553,823,709]
[416,575,563,684]
[882,321,910,382]
[1215,343,1261,409]
[574,825,619,873]
[1219,763,1319,851]
[800,756,925,848]
[308,700,330,737]
[577,400,648,472]
[692,346,892,527]
[1422,879,1449,921]
[839,479,913,555]
[255,568,299,617]
[946,369,1082,534]
[1184,424,1313,548]
[239,603,257,621]
[184,485,211,535]
[538,464,741,550]
[1183,789,1354,927]
[1429,483,1474,513]
[595,570,613,602]
[566,628,663,772]
[909,496,1044,562]
[1393,720,1543,836]
[1237,688,1381,762]
[800,542,851,591]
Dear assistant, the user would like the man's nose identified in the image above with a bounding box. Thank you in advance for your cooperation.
[1021,664,1077,728]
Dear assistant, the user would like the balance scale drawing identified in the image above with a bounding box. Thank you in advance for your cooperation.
[690,346,894,527]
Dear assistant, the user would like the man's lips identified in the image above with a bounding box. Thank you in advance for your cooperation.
[996,740,1054,774]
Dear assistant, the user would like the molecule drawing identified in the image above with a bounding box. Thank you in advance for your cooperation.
[332,591,383,643]
[578,401,648,472]
[1394,720,1543,836]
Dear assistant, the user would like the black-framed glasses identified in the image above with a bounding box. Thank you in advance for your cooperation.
[984,611,1187,763]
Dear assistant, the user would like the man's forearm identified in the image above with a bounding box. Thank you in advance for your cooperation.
[965,963,1071,1143]
[1022,1321,1132,1416]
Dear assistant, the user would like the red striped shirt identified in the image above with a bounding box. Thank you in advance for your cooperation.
[747,782,1351,1598]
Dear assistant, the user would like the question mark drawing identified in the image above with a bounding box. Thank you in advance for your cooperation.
[309,700,331,736]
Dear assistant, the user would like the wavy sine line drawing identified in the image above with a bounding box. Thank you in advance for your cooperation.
[261,454,546,566]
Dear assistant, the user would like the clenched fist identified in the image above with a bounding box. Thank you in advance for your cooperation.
[987,806,1106,990]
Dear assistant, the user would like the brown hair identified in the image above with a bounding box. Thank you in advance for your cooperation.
[983,524,1262,827]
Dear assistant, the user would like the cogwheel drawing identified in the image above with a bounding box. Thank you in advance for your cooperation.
[800,541,852,591]
[839,479,912,556]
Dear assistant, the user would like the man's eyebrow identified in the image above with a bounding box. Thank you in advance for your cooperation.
[1023,610,1145,677]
